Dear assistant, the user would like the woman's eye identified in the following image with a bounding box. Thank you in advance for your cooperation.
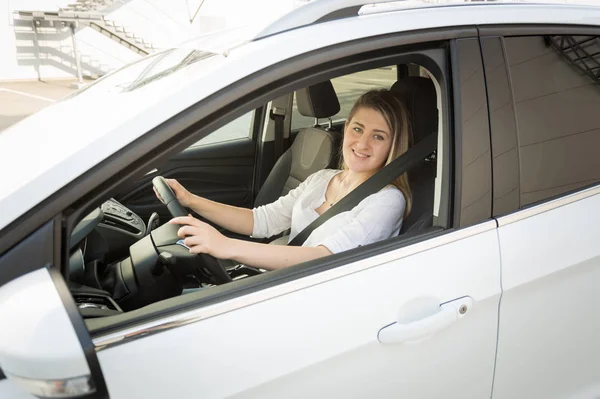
[374,134,385,141]
[353,127,362,133]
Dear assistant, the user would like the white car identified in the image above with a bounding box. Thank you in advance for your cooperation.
[1,1,600,398]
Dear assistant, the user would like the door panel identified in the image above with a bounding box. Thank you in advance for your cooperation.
[118,138,255,224]
[96,223,501,398]
[493,190,600,399]
[484,33,600,398]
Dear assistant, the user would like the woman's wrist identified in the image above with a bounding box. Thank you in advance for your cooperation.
[214,236,236,260]
[181,193,197,209]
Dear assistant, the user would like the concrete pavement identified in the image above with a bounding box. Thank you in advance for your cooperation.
[0,79,80,132]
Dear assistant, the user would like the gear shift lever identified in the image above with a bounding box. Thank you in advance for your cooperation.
[147,212,160,236]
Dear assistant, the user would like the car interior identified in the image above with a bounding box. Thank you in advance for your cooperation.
[65,60,446,326]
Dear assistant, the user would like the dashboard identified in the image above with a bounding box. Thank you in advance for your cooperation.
[69,198,148,317]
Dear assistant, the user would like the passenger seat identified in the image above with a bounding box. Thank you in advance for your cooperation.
[391,77,438,234]
[254,80,341,207]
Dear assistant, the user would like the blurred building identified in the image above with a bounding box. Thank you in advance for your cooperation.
[0,0,303,82]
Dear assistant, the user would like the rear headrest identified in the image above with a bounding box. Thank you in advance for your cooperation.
[296,80,340,119]
[391,77,438,144]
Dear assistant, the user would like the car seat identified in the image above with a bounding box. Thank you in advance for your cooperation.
[254,80,341,207]
[390,77,439,234]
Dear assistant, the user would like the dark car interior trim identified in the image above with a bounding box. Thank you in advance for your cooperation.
[0,221,54,288]
[478,24,600,37]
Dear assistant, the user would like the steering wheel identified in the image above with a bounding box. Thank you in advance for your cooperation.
[152,176,232,284]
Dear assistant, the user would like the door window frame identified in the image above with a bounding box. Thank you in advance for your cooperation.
[0,26,480,341]
[86,36,465,338]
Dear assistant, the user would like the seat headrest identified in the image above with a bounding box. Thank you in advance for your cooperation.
[390,77,438,144]
[296,80,340,119]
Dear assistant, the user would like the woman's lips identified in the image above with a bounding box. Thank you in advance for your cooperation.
[353,149,370,158]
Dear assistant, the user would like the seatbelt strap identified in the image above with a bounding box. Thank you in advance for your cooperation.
[288,131,437,247]
[270,106,285,161]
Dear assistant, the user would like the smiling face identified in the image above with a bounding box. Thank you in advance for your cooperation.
[342,107,394,176]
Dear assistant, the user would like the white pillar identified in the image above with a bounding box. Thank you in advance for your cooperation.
[70,22,84,88]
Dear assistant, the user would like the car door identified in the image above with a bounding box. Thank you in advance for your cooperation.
[480,31,600,398]
[87,37,502,399]
[0,221,109,399]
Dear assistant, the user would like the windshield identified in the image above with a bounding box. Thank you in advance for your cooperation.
[63,24,261,100]
[67,48,218,98]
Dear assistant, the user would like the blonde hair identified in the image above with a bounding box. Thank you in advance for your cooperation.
[339,89,413,218]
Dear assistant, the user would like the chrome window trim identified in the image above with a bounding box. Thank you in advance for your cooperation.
[93,220,496,351]
[497,184,600,227]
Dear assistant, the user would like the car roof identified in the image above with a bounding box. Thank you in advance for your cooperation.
[2,2,600,232]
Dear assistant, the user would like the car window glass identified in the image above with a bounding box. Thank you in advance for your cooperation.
[68,49,219,98]
[291,66,397,130]
[190,111,254,147]
[502,35,600,207]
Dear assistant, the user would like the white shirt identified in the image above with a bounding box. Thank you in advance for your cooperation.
[252,169,406,254]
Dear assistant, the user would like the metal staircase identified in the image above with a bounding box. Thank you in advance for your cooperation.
[14,0,159,83]
[59,0,115,12]
[60,0,157,55]
[547,35,600,85]
[16,0,157,57]
[88,17,155,56]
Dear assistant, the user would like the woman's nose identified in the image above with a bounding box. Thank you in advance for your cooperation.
[357,134,370,148]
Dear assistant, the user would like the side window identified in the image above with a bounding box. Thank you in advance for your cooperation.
[190,111,254,147]
[490,35,600,211]
[290,66,397,130]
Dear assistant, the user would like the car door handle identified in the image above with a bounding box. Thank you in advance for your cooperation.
[378,296,473,344]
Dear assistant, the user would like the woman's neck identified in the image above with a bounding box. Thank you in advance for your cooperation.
[339,169,374,190]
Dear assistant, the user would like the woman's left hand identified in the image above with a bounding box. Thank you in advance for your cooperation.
[169,215,230,259]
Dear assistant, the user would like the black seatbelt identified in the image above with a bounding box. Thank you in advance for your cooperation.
[270,106,285,161]
[288,131,437,247]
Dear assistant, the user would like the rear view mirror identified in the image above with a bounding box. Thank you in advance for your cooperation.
[0,269,98,398]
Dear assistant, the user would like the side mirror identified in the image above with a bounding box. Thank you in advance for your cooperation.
[0,268,100,398]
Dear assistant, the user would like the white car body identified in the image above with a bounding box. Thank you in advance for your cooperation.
[0,1,599,398]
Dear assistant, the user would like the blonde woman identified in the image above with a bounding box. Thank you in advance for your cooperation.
[162,90,413,270]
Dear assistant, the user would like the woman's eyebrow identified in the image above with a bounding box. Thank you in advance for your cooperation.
[352,121,389,136]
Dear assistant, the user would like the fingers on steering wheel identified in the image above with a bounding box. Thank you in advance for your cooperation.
[176,222,205,239]
[183,234,204,248]
[170,215,199,227]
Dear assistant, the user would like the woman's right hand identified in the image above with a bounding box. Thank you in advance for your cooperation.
[153,178,193,208]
